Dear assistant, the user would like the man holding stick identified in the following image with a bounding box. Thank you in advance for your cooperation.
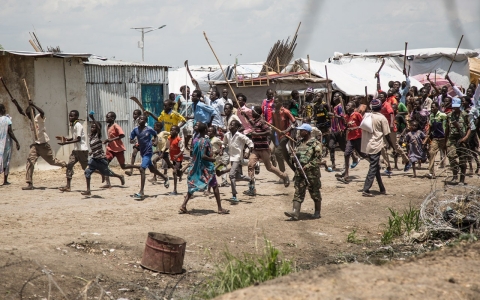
[22,101,67,190]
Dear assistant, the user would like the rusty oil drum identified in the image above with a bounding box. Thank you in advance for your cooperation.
[140,232,186,274]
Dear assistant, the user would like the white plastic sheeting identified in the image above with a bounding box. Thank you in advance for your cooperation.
[296,58,424,96]
[168,63,264,94]
[328,48,478,89]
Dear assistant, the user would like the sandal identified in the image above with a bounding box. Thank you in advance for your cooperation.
[362,192,375,197]
[350,161,359,169]
[81,191,91,196]
[59,186,71,192]
[179,207,189,214]
[22,185,34,190]
[218,208,230,214]
[336,177,350,184]
[133,193,144,200]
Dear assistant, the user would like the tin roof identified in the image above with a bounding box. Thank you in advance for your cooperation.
[85,58,170,68]
[1,50,92,58]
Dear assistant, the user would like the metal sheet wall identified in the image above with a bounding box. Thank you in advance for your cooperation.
[85,64,168,165]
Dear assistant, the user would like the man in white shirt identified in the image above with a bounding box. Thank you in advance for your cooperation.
[222,119,254,202]
[57,110,89,192]
[221,88,233,105]
[22,101,67,190]
[360,99,395,197]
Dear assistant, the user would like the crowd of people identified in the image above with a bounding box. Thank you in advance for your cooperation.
[0,70,479,220]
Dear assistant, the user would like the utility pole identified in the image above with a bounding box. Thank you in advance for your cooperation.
[131,25,166,62]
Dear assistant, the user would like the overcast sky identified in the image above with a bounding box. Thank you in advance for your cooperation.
[1,0,479,69]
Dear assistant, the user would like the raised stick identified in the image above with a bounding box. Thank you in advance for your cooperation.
[374,59,385,78]
[203,31,240,108]
[446,35,464,75]
[22,78,39,140]
[403,42,408,74]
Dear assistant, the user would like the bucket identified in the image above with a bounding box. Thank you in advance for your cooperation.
[140,232,186,274]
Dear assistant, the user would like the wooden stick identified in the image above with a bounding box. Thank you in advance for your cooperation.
[22,78,39,140]
[403,42,408,73]
[325,65,332,112]
[203,31,241,108]
[374,59,385,78]
[307,54,311,78]
[408,65,411,77]
[434,70,436,85]
[447,34,464,75]
[365,86,368,104]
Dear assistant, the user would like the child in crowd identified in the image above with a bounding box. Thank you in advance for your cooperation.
[125,109,142,176]
[58,110,89,192]
[222,119,254,202]
[166,125,184,195]
[150,122,171,184]
[82,119,124,196]
[103,111,128,188]
[127,114,169,200]
[405,121,427,178]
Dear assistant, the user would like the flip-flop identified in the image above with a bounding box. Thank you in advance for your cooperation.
[218,209,230,214]
[350,161,359,169]
[81,191,91,196]
[362,192,375,197]
[133,193,144,200]
[337,177,350,184]
[178,207,189,214]
[59,187,71,192]
[22,186,34,190]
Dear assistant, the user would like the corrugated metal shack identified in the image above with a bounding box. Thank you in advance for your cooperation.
[0,51,169,171]
[84,59,169,165]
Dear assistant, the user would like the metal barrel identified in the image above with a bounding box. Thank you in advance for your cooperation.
[140,232,186,274]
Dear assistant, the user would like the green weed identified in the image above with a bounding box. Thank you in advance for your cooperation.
[347,229,367,244]
[381,204,423,245]
[200,239,294,299]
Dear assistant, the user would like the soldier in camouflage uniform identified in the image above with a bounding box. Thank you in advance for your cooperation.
[285,123,322,221]
[446,97,474,185]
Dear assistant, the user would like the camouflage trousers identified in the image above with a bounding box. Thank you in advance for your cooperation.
[446,140,467,175]
[293,170,322,204]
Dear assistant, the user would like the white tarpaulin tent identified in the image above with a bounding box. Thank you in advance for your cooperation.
[294,58,424,96]
[168,63,264,94]
[328,48,478,90]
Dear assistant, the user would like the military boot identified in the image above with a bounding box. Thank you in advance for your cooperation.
[312,201,321,219]
[284,201,301,220]
[459,167,467,185]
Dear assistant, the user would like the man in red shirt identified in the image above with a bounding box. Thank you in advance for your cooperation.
[272,97,296,173]
[379,92,409,174]
[338,102,368,183]
[261,89,275,124]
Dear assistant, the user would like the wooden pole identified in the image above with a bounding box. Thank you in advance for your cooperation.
[325,65,332,112]
[22,78,39,140]
[307,54,311,78]
[446,34,464,75]
[203,31,240,108]
[403,42,408,73]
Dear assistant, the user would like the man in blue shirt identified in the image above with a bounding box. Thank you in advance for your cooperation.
[189,89,217,126]
[127,114,169,200]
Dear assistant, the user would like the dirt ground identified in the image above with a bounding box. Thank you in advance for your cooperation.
[0,152,478,299]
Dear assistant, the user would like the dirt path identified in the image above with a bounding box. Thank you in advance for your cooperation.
[0,153,474,299]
